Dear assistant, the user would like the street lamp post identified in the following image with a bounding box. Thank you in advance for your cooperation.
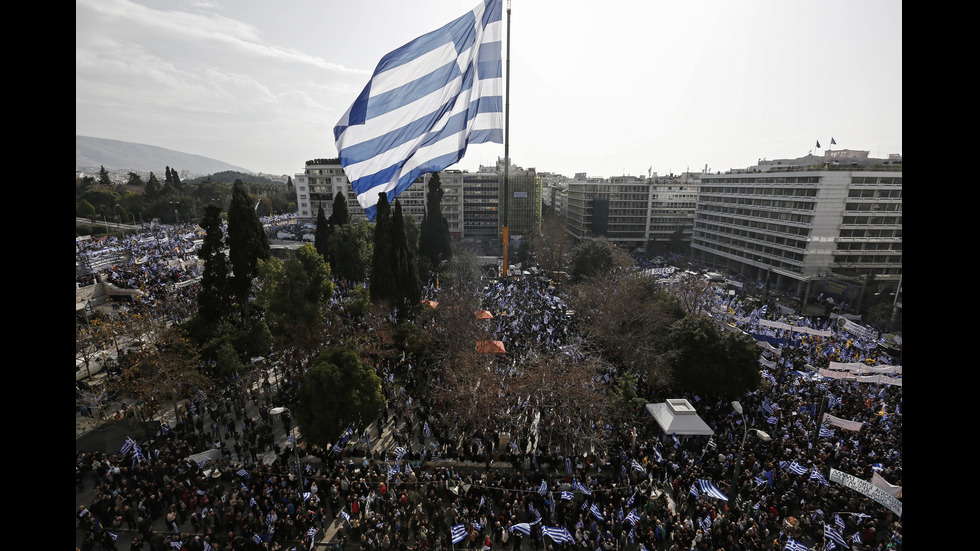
[270,406,303,493]
[729,401,771,508]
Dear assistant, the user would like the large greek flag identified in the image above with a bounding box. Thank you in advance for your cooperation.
[334,0,504,221]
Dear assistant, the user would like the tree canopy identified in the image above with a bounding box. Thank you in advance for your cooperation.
[294,347,385,449]
[662,314,761,396]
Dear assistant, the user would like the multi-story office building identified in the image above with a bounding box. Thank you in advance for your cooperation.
[562,174,698,251]
[691,149,902,301]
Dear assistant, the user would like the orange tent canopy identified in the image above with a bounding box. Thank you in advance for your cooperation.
[474,310,493,319]
[476,340,506,354]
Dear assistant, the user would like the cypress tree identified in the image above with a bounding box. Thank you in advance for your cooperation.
[419,171,453,267]
[370,193,397,304]
[227,180,270,330]
[391,199,422,313]
[197,204,232,326]
[314,206,330,260]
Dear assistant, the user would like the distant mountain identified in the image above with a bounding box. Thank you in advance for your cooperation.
[76,135,254,177]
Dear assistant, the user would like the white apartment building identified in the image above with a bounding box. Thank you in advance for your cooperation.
[691,149,902,300]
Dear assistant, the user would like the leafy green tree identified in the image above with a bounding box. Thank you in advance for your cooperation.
[328,221,374,284]
[370,193,398,304]
[419,171,453,268]
[257,243,334,355]
[77,199,96,220]
[294,347,385,449]
[662,315,761,396]
[314,206,330,260]
[569,237,631,282]
[227,180,270,331]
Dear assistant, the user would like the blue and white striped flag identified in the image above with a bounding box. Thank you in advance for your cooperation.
[561,491,573,501]
[334,0,504,221]
[341,510,351,524]
[672,434,681,448]
[834,514,844,532]
[852,532,862,543]
[509,523,532,536]
[538,480,548,495]
[690,483,700,498]
[809,469,829,486]
[395,447,408,460]
[624,509,640,526]
[819,426,835,438]
[871,463,884,473]
[121,436,136,455]
[542,526,574,544]
[823,524,848,548]
[574,479,592,496]
[696,479,728,501]
[788,461,808,475]
[784,538,809,551]
[308,526,318,539]
[631,459,646,474]
[451,524,467,544]
[625,491,636,508]
[700,516,711,532]
[589,503,604,522]
[653,447,663,464]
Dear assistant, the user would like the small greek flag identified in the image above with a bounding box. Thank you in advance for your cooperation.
[589,503,604,522]
[451,524,467,544]
[395,447,408,460]
[625,509,640,526]
[819,426,835,438]
[509,523,532,536]
[809,469,829,486]
[538,480,548,495]
[784,538,809,551]
[574,479,592,496]
[561,491,573,501]
[631,459,646,474]
[788,461,808,475]
[341,510,351,524]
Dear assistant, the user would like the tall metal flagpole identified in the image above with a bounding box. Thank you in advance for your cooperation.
[501,0,511,279]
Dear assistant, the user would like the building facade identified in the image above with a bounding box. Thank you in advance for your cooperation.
[690,149,902,300]
[562,174,698,251]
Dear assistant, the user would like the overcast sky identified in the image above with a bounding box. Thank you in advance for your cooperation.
[77,0,902,178]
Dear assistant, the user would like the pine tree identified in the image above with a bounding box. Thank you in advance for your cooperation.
[227,180,270,330]
[98,165,113,188]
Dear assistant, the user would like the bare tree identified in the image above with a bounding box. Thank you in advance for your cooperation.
[567,270,685,388]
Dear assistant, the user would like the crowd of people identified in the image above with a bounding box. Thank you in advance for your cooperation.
[76,227,901,551]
